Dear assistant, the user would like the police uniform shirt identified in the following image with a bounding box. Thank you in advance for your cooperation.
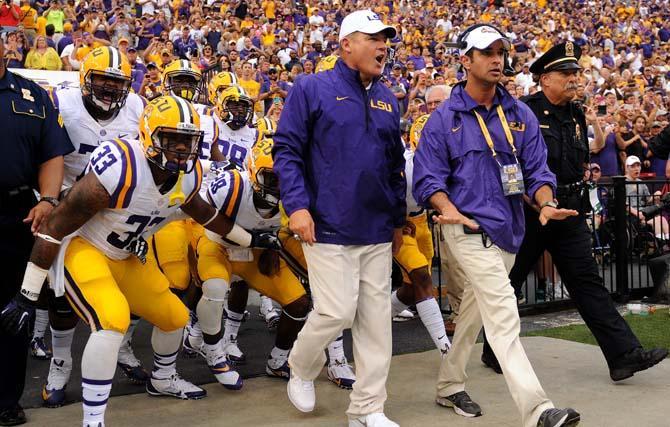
[521,91,589,185]
[0,71,74,189]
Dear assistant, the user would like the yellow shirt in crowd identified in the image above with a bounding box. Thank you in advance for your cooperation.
[20,6,37,30]
[25,48,62,71]
[262,0,275,20]
[36,16,47,36]
[239,77,262,113]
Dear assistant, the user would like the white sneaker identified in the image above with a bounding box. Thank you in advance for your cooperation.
[146,373,207,400]
[42,358,72,407]
[287,371,315,412]
[203,342,243,390]
[327,358,356,389]
[349,413,399,427]
[222,336,246,364]
[392,309,415,322]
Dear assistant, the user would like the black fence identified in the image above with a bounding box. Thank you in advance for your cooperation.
[432,177,668,314]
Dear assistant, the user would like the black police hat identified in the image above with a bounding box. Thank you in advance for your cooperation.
[529,42,582,75]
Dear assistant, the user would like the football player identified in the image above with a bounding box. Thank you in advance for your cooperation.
[182,84,258,362]
[391,86,452,356]
[149,60,226,334]
[0,96,278,427]
[42,46,150,408]
[190,136,310,378]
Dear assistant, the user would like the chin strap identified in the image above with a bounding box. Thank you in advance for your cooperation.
[168,170,186,206]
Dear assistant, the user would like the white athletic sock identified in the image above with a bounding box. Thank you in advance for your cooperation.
[51,326,76,363]
[327,333,346,364]
[82,379,112,427]
[188,311,203,338]
[120,317,140,348]
[416,298,451,353]
[81,329,123,427]
[151,327,182,379]
[33,309,49,339]
[268,346,289,369]
[391,291,409,317]
[224,310,244,341]
[260,295,274,314]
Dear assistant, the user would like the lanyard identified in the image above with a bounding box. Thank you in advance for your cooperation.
[473,105,517,161]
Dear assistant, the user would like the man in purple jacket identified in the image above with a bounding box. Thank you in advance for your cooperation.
[273,9,405,427]
[413,25,581,427]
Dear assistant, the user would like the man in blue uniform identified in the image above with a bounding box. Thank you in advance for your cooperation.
[413,25,580,427]
[482,42,669,383]
[0,38,73,426]
[273,9,405,427]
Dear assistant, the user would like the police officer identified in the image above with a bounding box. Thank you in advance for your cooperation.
[413,25,580,427]
[481,42,669,381]
[0,37,73,425]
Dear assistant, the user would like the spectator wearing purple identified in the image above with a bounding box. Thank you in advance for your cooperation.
[591,130,621,177]
[173,25,198,59]
[259,67,289,113]
[407,44,425,70]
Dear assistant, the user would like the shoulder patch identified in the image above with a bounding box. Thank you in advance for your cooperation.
[105,139,138,209]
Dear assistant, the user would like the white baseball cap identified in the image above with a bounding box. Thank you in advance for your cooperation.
[339,10,396,42]
[460,25,510,56]
[626,155,641,166]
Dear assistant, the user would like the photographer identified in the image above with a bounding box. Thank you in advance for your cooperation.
[0,0,20,28]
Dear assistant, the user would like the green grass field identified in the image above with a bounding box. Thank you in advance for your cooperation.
[525,309,670,354]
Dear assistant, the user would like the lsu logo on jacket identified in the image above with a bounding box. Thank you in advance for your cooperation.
[370,99,393,112]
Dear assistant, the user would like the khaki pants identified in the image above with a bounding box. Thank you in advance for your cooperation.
[436,224,553,427]
[288,242,393,419]
[437,224,467,317]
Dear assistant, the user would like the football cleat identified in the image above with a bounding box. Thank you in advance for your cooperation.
[260,308,280,330]
[327,359,356,390]
[203,343,243,390]
[392,309,415,322]
[117,340,149,384]
[30,337,52,360]
[146,373,207,400]
[42,358,72,408]
[266,357,291,379]
[222,336,246,365]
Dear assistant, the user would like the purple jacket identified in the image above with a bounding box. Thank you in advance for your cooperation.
[413,82,556,253]
[273,60,406,245]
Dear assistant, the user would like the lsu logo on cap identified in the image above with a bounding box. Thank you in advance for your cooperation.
[366,12,381,21]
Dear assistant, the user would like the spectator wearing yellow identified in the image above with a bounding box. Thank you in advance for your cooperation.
[239,61,261,114]
[19,0,38,44]
[262,0,276,23]
[24,35,62,70]
[75,31,110,61]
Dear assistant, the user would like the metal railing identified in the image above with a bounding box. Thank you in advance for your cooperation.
[431,176,666,314]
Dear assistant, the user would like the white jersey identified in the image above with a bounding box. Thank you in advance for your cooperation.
[78,138,203,260]
[215,117,257,169]
[192,103,220,161]
[204,169,279,248]
[53,87,146,188]
[404,147,422,216]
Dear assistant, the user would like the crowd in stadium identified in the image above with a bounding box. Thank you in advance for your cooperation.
[1,1,670,427]
[1,0,669,177]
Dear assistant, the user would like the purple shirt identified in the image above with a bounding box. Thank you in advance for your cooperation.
[590,133,620,176]
[413,82,556,253]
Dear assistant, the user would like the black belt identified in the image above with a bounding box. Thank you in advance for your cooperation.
[409,208,425,217]
[0,185,31,198]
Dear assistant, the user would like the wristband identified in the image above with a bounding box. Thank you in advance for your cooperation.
[37,232,62,245]
[225,224,252,247]
[20,262,48,302]
[540,201,558,210]
[39,196,59,207]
